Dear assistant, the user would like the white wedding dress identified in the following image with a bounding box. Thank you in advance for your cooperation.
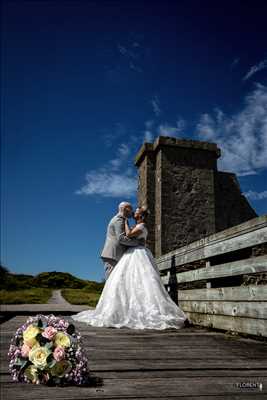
[71,223,187,330]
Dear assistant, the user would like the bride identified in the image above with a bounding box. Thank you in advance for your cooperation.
[71,206,188,330]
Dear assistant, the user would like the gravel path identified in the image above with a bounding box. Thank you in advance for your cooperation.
[47,289,71,305]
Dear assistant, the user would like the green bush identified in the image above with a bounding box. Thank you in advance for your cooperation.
[32,271,88,289]
[0,267,104,291]
[61,289,101,307]
[0,288,52,304]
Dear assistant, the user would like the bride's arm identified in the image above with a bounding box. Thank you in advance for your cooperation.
[125,219,143,238]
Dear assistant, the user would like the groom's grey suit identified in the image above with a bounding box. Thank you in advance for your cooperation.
[100,213,144,280]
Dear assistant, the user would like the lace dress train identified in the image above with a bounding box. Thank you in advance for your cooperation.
[71,245,187,330]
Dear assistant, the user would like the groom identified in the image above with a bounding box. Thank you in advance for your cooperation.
[100,201,145,281]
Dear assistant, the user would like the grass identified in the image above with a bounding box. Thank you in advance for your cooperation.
[0,267,105,305]
[0,288,53,304]
[61,288,102,307]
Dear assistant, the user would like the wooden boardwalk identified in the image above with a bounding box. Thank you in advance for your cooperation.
[1,313,267,399]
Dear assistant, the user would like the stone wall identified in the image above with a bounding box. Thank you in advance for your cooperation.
[214,171,258,231]
[135,136,258,258]
[158,146,217,258]
[136,146,156,254]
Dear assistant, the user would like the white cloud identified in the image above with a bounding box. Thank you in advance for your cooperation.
[158,118,186,137]
[243,190,267,200]
[176,117,186,133]
[158,123,179,136]
[243,59,267,81]
[75,141,137,198]
[144,130,153,142]
[145,120,154,129]
[151,95,161,116]
[109,143,130,170]
[117,42,143,74]
[103,123,127,147]
[143,120,154,142]
[195,83,267,176]
[75,170,137,198]
[142,116,186,143]
[129,62,143,73]
[117,43,138,59]
[230,57,240,69]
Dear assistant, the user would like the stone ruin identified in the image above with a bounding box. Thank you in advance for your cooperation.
[134,136,258,258]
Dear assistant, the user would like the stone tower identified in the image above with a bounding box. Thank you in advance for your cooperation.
[134,136,258,258]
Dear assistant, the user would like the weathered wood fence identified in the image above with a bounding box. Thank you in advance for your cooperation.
[157,215,267,338]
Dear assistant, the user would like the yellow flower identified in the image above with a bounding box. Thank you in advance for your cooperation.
[54,332,71,348]
[25,365,39,383]
[29,345,51,370]
[23,324,40,347]
[50,360,72,378]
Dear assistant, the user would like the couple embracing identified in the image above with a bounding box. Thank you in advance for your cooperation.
[72,201,188,330]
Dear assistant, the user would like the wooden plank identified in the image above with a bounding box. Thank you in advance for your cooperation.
[180,300,267,319]
[3,336,265,349]
[1,376,267,398]
[157,215,267,271]
[186,312,267,337]
[80,369,267,378]
[2,369,267,382]
[2,339,265,354]
[1,316,266,400]
[2,358,267,374]
[1,394,266,400]
[2,347,266,362]
[0,304,92,314]
[161,255,267,284]
[179,285,267,301]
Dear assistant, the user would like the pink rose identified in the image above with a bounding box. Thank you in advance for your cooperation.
[53,346,65,361]
[21,343,31,358]
[42,326,57,340]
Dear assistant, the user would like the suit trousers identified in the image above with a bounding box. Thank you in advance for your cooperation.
[102,258,117,281]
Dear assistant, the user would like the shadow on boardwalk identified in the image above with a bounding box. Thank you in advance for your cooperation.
[0,291,266,399]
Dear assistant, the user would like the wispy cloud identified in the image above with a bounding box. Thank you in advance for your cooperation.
[151,95,161,116]
[243,58,267,81]
[117,44,138,60]
[158,118,186,137]
[158,123,179,136]
[109,143,130,171]
[145,120,154,130]
[143,120,154,142]
[129,61,143,73]
[195,83,267,176]
[75,142,137,198]
[230,57,240,69]
[143,116,186,143]
[117,42,143,73]
[103,123,127,147]
[243,190,267,200]
[176,117,186,133]
[75,170,137,198]
[144,131,153,142]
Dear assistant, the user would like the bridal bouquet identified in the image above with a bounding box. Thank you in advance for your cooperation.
[8,314,90,386]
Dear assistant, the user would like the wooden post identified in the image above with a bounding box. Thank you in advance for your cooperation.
[168,255,178,305]
[206,260,211,288]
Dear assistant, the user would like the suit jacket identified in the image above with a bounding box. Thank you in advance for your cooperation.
[100,213,142,262]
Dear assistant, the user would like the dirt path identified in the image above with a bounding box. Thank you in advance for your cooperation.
[47,289,70,305]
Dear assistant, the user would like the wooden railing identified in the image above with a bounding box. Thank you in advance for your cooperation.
[157,215,267,337]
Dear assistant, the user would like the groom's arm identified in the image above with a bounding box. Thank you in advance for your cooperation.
[114,219,145,247]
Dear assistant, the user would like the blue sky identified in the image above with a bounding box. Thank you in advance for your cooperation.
[1,0,267,282]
